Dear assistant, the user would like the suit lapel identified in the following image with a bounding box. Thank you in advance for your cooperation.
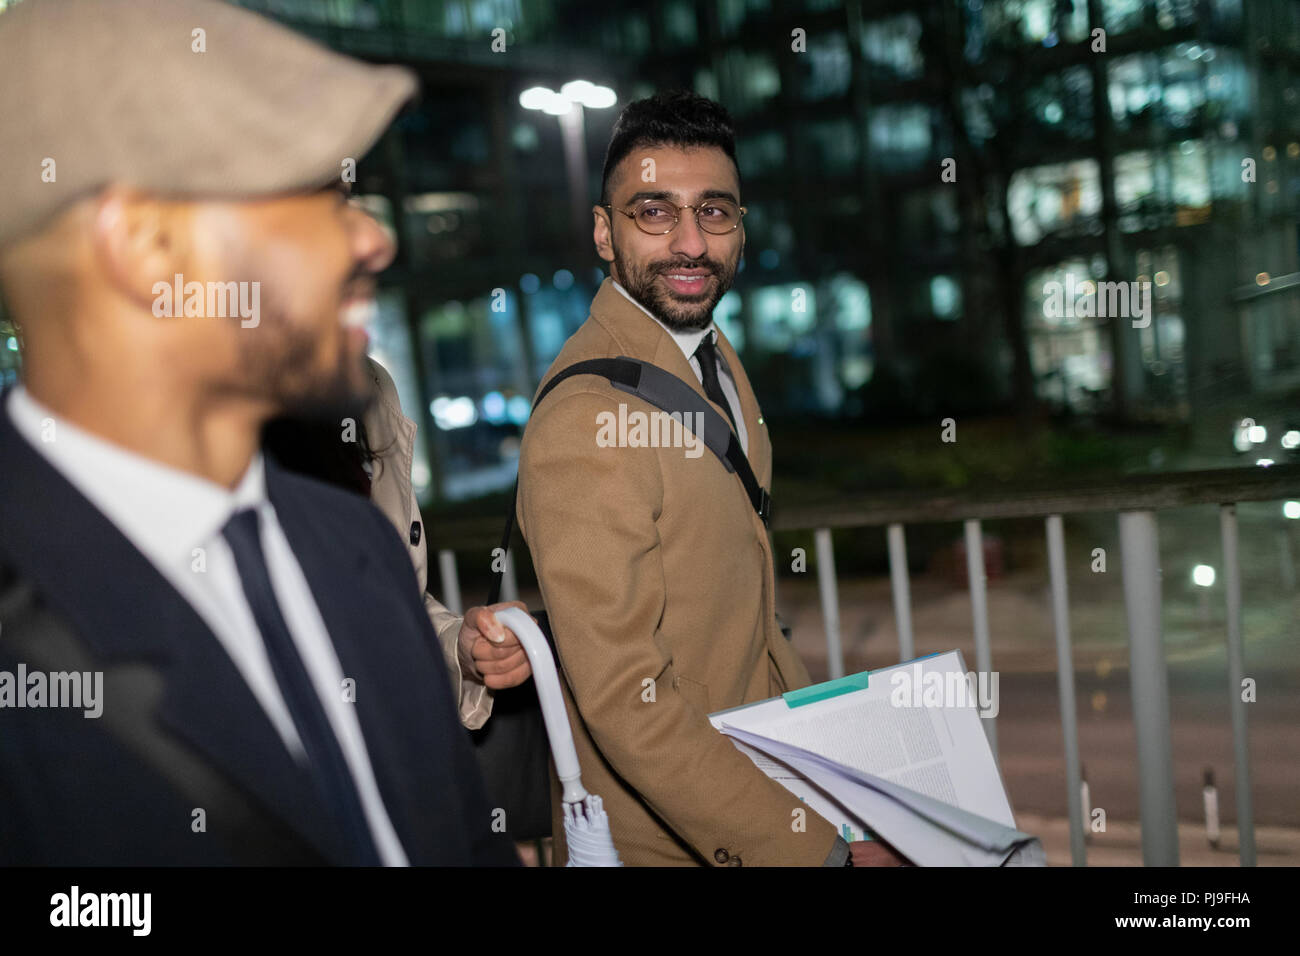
[266,459,444,863]
[0,403,349,863]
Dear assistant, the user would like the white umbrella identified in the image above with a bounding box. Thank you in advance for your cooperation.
[495,608,622,867]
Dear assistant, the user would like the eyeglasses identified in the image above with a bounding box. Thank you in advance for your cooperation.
[603,198,746,236]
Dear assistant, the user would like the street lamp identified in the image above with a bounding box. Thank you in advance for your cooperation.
[520,80,617,247]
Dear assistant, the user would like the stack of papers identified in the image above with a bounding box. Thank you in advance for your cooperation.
[709,650,1045,866]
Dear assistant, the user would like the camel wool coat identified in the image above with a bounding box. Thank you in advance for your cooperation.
[517,278,840,866]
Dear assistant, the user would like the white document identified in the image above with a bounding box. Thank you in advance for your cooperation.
[709,650,1044,866]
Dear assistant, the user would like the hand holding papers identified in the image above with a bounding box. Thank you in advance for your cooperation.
[709,650,1045,866]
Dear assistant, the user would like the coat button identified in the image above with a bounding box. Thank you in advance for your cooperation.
[713,848,729,864]
[409,521,421,546]
[728,855,743,866]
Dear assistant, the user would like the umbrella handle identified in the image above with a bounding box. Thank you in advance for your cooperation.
[494,608,589,805]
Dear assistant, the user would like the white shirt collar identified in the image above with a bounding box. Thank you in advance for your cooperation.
[612,279,716,363]
[6,385,268,570]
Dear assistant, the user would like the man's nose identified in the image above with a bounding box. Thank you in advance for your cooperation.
[350,203,397,274]
[669,210,708,259]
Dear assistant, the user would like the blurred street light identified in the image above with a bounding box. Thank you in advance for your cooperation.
[520,80,617,248]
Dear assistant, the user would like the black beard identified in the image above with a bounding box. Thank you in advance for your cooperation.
[611,235,738,332]
[276,373,372,427]
[235,295,372,425]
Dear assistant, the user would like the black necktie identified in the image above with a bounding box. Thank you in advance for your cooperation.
[222,508,381,865]
[693,334,738,434]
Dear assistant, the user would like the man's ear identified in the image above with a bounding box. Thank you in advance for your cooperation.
[90,187,189,310]
[592,204,615,265]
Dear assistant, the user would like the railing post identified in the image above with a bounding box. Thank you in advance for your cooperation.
[1046,514,1086,866]
[887,523,915,663]
[1118,510,1179,866]
[814,528,845,679]
[963,519,997,761]
[437,549,462,615]
[1220,504,1257,866]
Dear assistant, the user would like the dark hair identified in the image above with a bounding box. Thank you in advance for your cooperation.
[599,90,740,204]
[262,415,377,499]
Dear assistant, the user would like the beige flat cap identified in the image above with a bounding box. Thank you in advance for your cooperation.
[0,0,418,245]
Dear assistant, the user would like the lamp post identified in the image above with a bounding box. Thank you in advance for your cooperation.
[520,81,617,249]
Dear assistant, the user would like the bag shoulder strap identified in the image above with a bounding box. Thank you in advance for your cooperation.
[488,356,769,605]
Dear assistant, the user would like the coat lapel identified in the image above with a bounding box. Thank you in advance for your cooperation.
[714,327,771,486]
[363,358,418,534]
[265,459,447,864]
[0,402,349,863]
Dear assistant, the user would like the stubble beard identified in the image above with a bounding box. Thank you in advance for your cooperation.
[235,288,371,425]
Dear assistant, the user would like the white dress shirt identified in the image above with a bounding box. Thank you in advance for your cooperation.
[613,280,749,454]
[6,387,409,866]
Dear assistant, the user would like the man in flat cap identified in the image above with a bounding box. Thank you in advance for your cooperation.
[0,0,518,865]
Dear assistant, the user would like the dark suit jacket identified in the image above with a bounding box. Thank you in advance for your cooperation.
[0,395,518,866]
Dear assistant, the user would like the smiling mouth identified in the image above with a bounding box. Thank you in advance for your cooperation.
[659,272,714,294]
[340,297,377,331]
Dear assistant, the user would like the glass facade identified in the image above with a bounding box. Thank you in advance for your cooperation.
[6,1,1296,501]
[216,0,1300,499]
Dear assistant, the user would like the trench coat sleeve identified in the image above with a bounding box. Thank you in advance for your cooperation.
[423,591,492,731]
[408,481,492,730]
[364,364,494,729]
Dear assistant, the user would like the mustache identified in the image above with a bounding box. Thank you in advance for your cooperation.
[342,263,375,299]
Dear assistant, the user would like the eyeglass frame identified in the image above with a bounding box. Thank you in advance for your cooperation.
[601,197,747,236]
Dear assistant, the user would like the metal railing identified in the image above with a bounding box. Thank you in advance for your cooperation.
[431,463,1300,866]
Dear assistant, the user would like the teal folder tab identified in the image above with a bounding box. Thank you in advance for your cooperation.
[781,670,870,708]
